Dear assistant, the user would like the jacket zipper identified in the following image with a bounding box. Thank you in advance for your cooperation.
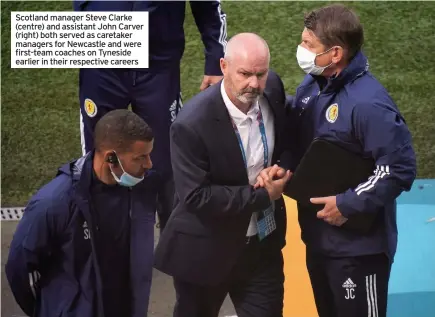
[85,199,105,317]
[128,187,132,219]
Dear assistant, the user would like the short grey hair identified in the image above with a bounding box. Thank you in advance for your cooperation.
[224,33,270,63]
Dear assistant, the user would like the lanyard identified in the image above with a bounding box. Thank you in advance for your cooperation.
[231,105,268,169]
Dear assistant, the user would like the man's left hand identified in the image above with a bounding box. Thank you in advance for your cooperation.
[254,165,290,189]
[200,75,223,91]
[310,196,348,227]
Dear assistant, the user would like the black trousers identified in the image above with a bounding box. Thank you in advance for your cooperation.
[306,251,392,317]
[173,236,284,317]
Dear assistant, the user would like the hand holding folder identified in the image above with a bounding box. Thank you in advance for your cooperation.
[284,138,377,234]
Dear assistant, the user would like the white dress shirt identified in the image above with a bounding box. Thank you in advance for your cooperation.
[220,80,275,236]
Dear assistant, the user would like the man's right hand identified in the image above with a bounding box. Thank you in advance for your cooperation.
[254,165,288,188]
[255,165,292,200]
[265,170,292,200]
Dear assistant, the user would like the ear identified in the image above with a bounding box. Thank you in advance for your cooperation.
[220,58,227,75]
[105,151,118,165]
[331,46,344,64]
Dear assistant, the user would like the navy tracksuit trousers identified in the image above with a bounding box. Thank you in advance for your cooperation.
[306,251,392,317]
[79,67,182,232]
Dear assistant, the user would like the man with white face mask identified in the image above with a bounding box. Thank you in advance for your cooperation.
[269,4,416,317]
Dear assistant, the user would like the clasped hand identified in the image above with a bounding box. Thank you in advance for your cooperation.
[253,165,292,200]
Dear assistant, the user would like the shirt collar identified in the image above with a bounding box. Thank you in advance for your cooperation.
[220,80,259,125]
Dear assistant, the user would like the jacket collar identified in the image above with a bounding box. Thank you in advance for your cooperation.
[54,151,95,209]
[313,50,369,93]
[71,151,94,198]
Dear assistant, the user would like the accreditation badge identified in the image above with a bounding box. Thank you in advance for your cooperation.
[256,200,276,241]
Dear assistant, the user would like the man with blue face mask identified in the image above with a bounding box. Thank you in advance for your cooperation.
[266,4,416,317]
[6,109,158,317]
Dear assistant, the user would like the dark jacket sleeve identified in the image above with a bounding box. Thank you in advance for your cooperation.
[189,1,227,76]
[5,199,55,316]
[279,94,302,172]
[336,99,417,217]
[170,120,271,217]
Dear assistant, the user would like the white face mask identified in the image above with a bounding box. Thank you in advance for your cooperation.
[109,152,144,187]
[296,45,334,76]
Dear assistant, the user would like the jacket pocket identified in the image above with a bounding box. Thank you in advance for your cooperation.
[40,279,79,317]
[172,216,213,237]
[167,231,233,286]
[62,293,94,317]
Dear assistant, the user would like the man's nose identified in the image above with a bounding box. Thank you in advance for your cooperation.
[249,76,259,89]
[144,157,153,170]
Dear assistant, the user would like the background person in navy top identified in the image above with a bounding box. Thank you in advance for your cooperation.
[73,0,228,233]
[279,4,417,317]
[6,110,158,317]
[154,33,291,317]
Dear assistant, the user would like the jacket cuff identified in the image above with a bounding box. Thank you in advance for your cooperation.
[254,187,272,211]
[336,191,356,218]
[205,55,223,76]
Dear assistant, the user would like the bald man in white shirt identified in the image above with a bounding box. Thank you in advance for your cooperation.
[154,33,291,317]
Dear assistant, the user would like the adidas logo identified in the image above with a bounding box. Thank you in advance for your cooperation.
[342,278,357,288]
[82,221,88,228]
[302,96,310,104]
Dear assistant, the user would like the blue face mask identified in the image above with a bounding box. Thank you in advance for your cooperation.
[109,153,144,187]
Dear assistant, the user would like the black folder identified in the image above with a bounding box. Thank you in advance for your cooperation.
[284,138,377,234]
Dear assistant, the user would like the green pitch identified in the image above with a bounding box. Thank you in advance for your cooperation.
[1,1,434,206]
